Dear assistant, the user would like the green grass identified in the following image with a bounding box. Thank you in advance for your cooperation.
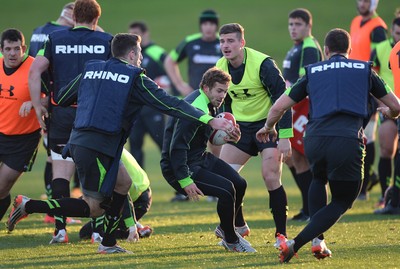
[2,139,400,269]
[1,0,400,268]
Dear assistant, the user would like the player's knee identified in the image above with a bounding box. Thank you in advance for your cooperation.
[83,197,105,217]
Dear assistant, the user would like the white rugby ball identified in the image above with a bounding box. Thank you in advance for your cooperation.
[209,112,236,146]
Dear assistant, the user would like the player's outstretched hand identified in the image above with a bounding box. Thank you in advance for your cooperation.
[183,183,204,201]
[33,105,49,130]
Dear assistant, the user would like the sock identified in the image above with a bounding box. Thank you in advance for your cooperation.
[102,192,127,247]
[268,185,288,237]
[296,170,312,216]
[391,155,400,207]
[92,216,105,234]
[25,198,90,217]
[0,194,11,221]
[51,178,70,231]
[44,161,52,198]
[378,157,392,198]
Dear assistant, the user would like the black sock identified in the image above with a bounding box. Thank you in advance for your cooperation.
[102,192,127,247]
[0,194,11,221]
[378,157,392,198]
[73,170,80,189]
[268,185,288,237]
[296,170,312,216]
[51,178,70,231]
[44,161,52,198]
[25,198,90,217]
[92,216,105,234]
[391,154,400,207]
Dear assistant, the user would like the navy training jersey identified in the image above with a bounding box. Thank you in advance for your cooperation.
[42,27,113,97]
[141,42,167,80]
[28,21,70,57]
[169,33,222,89]
[282,36,323,85]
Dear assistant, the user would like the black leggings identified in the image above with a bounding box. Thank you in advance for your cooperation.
[170,155,247,243]
[293,178,361,252]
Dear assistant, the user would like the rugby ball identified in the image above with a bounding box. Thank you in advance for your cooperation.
[209,112,236,146]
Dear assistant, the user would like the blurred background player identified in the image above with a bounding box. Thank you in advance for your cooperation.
[0,29,42,223]
[165,10,223,202]
[368,17,400,202]
[282,8,323,221]
[127,21,170,170]
[374,24,400,215]
[349,0,387,204]
[164,9,222,96]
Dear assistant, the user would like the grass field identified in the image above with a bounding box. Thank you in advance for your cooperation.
[1,0,400,268]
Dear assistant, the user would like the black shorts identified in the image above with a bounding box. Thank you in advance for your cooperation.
[48,106,76,148]
[229,119,278,156]
[304,136,365,182]
[0,130,41,172]
[69,144,113,199]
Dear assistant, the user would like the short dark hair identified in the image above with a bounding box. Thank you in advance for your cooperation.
[289,8,312,26]
[200,67,231,90]
[199,9,219,26]
[324,28,351,54]
[219,23,244,40]
[129,21,148,33]
[73,0,101,24]
[63,2,75,11]
[1,28,25,48]
[393,17,400,27]
[111,33,141,58]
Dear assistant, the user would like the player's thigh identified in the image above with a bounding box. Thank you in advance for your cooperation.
[327,137,364,182]
[378,118,398,157]
[219,143,251,166]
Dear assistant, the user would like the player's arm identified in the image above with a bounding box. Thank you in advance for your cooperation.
[370,48,380,72]
[29,48,50,129]
[299,46,322,77]
[371,70,400,119]
[132,74,234,133]
[370,26,387,52]
[257,76,308,142]
[54,73,82,106]
[169,118,204,200]
[260,58,293,139]
[163,40,193,96]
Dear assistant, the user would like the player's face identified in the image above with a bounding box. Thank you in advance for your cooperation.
[357,0,371,16]
[0,40,26,68]
[220,33,244,61]
[288,18,310,42]
[205,82,229,109]
[392,24,400,43]
[201,21,218,41]
[132,44,143,67]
